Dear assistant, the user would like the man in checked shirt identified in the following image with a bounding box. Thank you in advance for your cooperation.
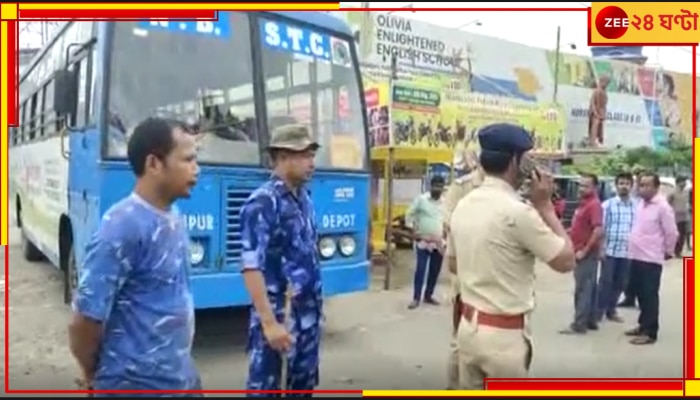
[596,172,637,323]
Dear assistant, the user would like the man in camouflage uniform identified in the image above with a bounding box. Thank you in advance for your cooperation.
[240,125,323,397]
[441,148,482,390]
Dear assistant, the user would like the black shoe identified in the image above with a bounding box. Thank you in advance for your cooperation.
[408,300,420,310]
[424,297,440,306]
[630,335,657,345]
[559,324,587,335]
[606,314,624,323]
[618,300,636,308]
[624,327,644,336]
[587,322,599,331]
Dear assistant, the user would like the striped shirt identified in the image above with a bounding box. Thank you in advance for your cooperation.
[602,196,636,258]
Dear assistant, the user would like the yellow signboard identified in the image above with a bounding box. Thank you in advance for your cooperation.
[365,80,566,155]
[454,92,565,154]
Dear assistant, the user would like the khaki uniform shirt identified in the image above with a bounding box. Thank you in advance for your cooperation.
[441,170,484,297]
[447,177,564,321]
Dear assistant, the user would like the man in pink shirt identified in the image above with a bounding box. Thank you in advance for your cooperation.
[625,172,678,345]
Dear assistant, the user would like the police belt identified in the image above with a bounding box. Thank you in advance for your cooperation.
[461,302,524,330]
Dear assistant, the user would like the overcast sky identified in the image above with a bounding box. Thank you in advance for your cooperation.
[343,1,696,75]
[18,4,696,75]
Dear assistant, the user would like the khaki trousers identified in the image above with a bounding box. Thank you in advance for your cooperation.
[447,293,460,390]
[456,313,533,390]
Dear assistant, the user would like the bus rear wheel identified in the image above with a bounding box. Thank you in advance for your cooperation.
[63,246,78,305]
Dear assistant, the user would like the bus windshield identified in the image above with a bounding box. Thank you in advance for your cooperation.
[108,13,261,164]
[106,13,367,170]
[259,18,367,170]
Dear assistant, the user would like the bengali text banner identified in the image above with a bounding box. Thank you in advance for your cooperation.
[590,2,700,45]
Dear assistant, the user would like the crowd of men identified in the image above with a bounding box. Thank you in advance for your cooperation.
[404,124,684,389]
[63,115,687,396]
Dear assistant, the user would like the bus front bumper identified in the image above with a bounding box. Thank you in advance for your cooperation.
[190,260,371,309]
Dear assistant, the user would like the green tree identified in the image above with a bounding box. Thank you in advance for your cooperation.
[561,141,691,177]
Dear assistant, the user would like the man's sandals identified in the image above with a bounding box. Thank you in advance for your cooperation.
[624,327,657,345]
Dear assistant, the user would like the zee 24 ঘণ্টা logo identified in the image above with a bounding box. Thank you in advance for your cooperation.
[594,5,699,40]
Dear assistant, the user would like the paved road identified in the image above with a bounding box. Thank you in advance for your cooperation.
[2,224,685,394]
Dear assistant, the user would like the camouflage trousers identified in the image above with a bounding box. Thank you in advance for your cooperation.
[246,326,321,398]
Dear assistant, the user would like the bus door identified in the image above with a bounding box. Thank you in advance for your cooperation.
[53,39,97,260]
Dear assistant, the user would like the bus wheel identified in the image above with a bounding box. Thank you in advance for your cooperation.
[20,230,43,262]
[63,246,78,305]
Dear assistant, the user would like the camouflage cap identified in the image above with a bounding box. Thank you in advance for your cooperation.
[267,124,320,152]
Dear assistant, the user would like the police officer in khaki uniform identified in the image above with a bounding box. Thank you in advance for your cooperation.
[446,123,575,389]
[441,149,482,390]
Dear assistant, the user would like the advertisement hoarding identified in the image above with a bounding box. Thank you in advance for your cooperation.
[341,10,693,151]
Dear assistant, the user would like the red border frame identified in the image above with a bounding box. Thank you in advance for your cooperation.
[4,5,696,395]
[17,9,218,20]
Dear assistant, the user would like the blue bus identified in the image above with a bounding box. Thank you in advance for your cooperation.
[10,12,371,309]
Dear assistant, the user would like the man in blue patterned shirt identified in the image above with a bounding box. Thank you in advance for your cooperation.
[596,171,636,323]
[68,118,202,396]
[240,124,322,397]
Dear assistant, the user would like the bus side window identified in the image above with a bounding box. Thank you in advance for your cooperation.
[43,80,57,137]
[28,93,38,141]
[37,81,47,138]
[19,101,27,142]
[14,105,22,145]
[10,126,17,146]
[75,57,91,126]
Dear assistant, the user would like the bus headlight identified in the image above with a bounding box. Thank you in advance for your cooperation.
[318,237,336,259]
[338,236,356,257]
[190,241,205,265]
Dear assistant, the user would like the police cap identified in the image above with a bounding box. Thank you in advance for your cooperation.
[477,123,534,154]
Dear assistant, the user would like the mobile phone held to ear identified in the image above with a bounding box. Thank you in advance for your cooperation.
[519,155,544,181]
[533,167,542,181]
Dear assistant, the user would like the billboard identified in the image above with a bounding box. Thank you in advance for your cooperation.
[365,80,564,154]
[341,10,694,150]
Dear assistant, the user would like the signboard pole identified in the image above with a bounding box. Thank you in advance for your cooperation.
[552,25,561,103]
[383,54,398,291]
